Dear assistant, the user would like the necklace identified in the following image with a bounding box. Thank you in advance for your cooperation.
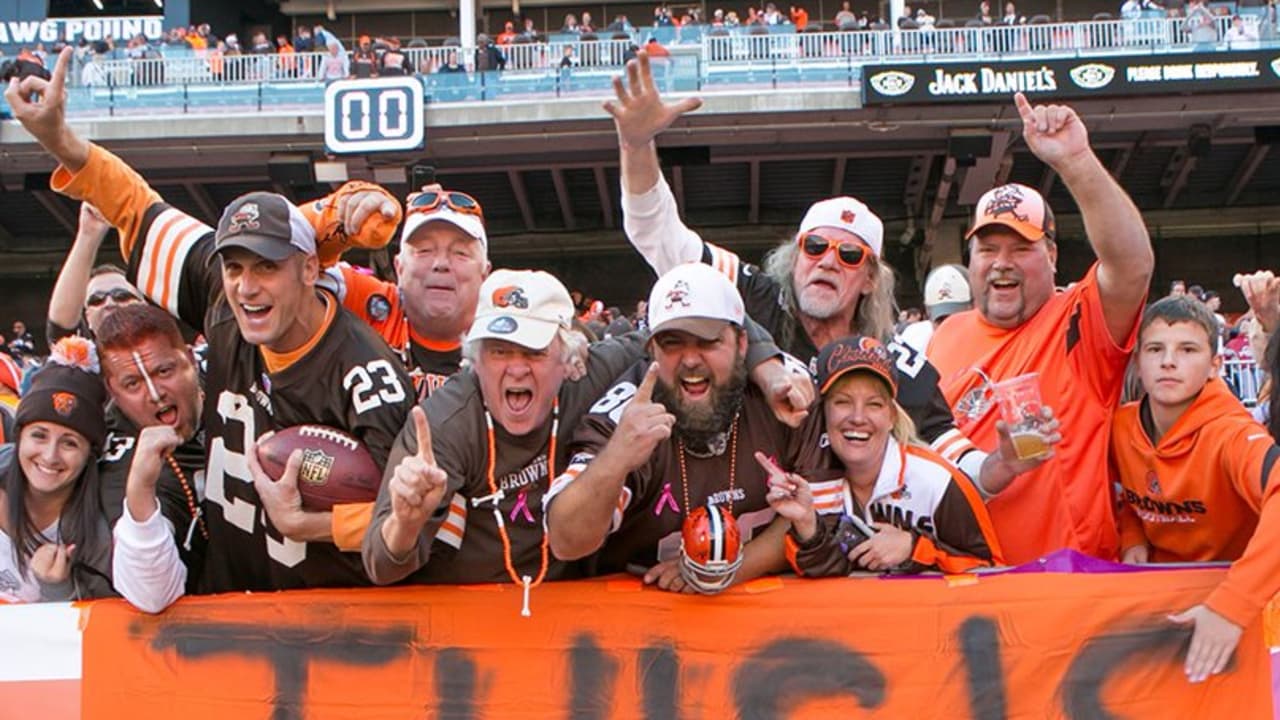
[476,399,558,617]
[676,412,740,515]
[165,452,208,551]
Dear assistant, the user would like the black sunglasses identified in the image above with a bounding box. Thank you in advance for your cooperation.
[86,288,142,308]
[798,234,869,269]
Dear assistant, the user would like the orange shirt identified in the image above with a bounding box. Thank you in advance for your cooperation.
[1112,378,1280,627]
[927,263,1139,564]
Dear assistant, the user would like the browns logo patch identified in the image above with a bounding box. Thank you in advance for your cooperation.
[664,280,692,310]
[983,185,1030,223]
[492,286,529,309]
[228,202,261,233]
[52,392,77,417]
[840,209,856,224]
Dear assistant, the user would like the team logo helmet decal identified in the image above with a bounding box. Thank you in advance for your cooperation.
[492,286,529,309]
[983,185,1031,224]
[51,392,77,417]
[664,280,692,310]
[679,504,745,594]
[228,202,261,233]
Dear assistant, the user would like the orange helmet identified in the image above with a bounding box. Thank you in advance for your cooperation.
[679,504,744,594]
[0,352,21,395]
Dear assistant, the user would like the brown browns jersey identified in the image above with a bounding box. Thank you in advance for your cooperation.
[52,144,414,593]
[363,333,647,585]
[548,360,832,573]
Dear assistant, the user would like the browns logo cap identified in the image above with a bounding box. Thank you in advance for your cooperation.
[467,269,574,350]
[647,262,745,341]
[796,196,884,257]
[966,183,1056,243]
[214,191,317,262]
[923,264,972,321]
[812,335,897,396]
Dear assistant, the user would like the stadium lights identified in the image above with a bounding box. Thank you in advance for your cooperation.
[154,0,164,7]
[92,0,103,9]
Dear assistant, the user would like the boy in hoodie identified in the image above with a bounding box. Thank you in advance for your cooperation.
[1112,296,1280,684]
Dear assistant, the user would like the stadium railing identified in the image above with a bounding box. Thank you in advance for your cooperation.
[1224,358,1265,407]
[26,14,1275,116]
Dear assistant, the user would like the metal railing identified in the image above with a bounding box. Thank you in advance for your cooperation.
[1223,358,1265,407]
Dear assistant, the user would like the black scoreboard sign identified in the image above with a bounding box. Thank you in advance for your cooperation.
[863,49,1280,105]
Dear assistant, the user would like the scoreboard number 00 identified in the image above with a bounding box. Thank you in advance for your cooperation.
[324,77,425,154]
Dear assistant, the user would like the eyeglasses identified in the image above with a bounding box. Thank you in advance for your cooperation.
[86,288,141,308]
[797,233,870,269]
[406,190,484,221]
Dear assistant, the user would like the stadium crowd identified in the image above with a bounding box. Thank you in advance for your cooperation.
[0,45,1277,687]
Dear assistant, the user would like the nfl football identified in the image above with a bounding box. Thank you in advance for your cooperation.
[256,425,382,511]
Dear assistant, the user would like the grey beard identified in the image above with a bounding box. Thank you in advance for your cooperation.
[653,361,748,456]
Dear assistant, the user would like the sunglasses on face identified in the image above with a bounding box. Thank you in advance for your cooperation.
[86,288,142,308]
[406,190,484,220]
[797,234,870,269]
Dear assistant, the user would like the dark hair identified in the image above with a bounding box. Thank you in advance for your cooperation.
[1203,290,1219,302]
[1139,296,1219,356]
[1169,279,1186,291]
[1187,284,1206,301]
[3,431,103,578]
[94,303,187,377]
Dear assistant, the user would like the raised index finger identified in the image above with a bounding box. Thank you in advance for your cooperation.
[49,46,72,98]
[1013,92,1035,128]
[634,362,660,404]
[412,406,435,465]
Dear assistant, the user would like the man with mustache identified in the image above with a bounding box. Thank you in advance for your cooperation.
[927,93,1154,564]
[606,52,1047,505]
[545,263,831,593]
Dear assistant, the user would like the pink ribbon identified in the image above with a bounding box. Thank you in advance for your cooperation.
[654,482,680,516]
[509,489,535,524]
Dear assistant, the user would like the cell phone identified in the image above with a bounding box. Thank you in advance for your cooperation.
[410,163,436,190]
[835,514,877,553]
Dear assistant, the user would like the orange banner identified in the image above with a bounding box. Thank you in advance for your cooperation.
[82,568,1275,719]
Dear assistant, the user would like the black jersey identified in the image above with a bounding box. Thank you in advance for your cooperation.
[69,147,415,593]
[550,360,833,573]
[98,406,208,592]
[363,333,646,585]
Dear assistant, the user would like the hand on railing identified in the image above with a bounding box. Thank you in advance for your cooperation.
[603,50,702,150]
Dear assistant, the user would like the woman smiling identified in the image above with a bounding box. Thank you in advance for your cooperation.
[767,337,1004,576]
[0,337,115,602]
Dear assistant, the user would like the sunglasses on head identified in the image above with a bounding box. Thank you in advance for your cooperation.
[797,234,870,269]
[86,288,141,308]
[406,190,484,220]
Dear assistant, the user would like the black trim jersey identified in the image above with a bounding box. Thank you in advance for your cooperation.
[365,332,646,584]
[98,406,208,592]
[554,360,833,573]
[123,204,414,592]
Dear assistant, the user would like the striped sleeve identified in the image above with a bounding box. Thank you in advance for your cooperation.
[50,143,217,328]
[132,206,215,324]
[703,242,742,285]
[432,494,468,550]
[809,478,846,516]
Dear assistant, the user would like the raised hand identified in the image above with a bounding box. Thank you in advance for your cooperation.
[755,451,817,538]
[751,358,813,428]
[603,50,703,150]
[609,363,676,472]
[1014,91,1089,172]
[1235,270,1280,334]
[388,406,448,532]
[77,203,111,245]
[4,46,89,169]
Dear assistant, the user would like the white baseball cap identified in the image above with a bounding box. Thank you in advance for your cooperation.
[647,263,746,340]
[797,197,884,257]
[924,264,972,321]
[467,269,573,350]
[401,204,487,253]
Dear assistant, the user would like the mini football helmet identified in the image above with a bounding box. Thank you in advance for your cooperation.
[679,503,745,594]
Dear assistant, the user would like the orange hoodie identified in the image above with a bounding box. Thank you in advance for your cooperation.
[1111,377,1280,627]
